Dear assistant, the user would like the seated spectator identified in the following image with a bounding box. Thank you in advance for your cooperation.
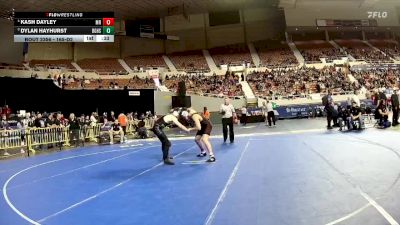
[2,105,11,119]
[136,120,148,139]
[375,101,391,128]
[338,105,351,131]
[110,120,124,144]
[0,115,10,130]
[349,102,364,130]
[101,118,112,131]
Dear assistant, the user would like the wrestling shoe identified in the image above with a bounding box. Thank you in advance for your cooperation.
[197,152,207,157]
[206,156,216,163]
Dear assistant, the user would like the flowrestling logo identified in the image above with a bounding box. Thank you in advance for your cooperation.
[367,11,388,19]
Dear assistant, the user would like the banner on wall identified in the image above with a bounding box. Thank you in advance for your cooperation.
[128,91,140,96]
[247,100,374,119]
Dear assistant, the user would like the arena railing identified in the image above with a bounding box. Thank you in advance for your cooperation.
[256,91,354,101]
[0,65,29,70]
[0,129,24,153]
[305,60,323,64]
[26,127,71,152]
[0,125,101,156]
[185,91,243,99]
[0,120,160,157]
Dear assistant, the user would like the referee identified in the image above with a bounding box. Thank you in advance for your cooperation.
[220,97,236,143]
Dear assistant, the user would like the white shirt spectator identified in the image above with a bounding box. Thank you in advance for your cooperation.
[266,102,274,112]
[90,115,97,126]
[220,104,235,118]
[351,94,360,107]
[241,107,247,115]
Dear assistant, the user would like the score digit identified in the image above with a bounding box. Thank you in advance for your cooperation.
[102,26,114,34]
[102,18,114,26]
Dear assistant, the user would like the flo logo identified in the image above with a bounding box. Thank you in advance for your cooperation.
[367,11,388,19]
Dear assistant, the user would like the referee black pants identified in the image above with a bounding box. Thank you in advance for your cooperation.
[393,106,399,125]
[241,114,247,125]
[267,111,276,126]
[222,118,234,143]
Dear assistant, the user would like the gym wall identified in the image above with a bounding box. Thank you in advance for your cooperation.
[28,43,73,60]
[285,7,399,27]
[27,7,286,60]
[0,19,23,64]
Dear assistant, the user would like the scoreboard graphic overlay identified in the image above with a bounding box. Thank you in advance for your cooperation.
[14,12,114,42]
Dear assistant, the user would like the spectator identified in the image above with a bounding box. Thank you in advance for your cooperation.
[101,118,112,131]
[118,112,128,139]
[34,113,46,128]
[0,115,10,129]
[203,107,210,120]
[136,120,148,139]
[109,111,116,121]
[349,102,363,130]
[351,90,361,107]
[90,112,97,126]
[69,113,80,146]
[2,105,11,119]
[110,120,124,144]
[338,105,351,131]
[376,101,391,128]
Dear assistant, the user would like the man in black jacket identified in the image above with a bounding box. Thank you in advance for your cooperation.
[392,89,399,126]
[322,90,334,129]
[69,113,81,146]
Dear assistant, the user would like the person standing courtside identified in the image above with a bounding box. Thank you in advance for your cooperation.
[220,97,236,143]
[240,106,247,126]
[203,107,210,120]
[265,100,276,127]
[118,112,128,141]
[322,90,334,129]
[391,89,399,126]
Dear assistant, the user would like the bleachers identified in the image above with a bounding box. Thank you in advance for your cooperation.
[124,55,166,70]
[335,39,392,63]
[209,44,252,66]
[0,62,27,70]
[63,77,155,90]
[368,39,400,59]
[168,51,209,72]
[295,41,346,63]
[254,40,297,67]
[164,74,243,97]
[30,59,75,70]
[77,58,126,75]
[352,68,400,91]
[247,67,353,99]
